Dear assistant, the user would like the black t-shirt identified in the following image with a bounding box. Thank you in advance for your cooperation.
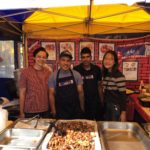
[74,63,102,98]
[74,63,102,82]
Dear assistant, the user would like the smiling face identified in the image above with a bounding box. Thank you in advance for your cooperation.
[59,56,71,71]
[34,51,47,68]
[103,53,115,71]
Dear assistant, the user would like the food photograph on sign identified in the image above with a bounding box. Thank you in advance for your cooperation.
[60,42,75,60]
[99,43,114,60]
[41,42,56,60]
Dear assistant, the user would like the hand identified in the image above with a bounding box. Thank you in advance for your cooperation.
[51,110,56,118]
[81,106,85,112]
[120,111,126,122]
[20,113,25,118]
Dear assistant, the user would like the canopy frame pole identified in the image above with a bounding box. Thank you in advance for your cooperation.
[28,26,83,35]
[0,9,35,35]
[25,21,83,29]
[1,17,22,33]
[91,21,150,34]
[39,9,83,20]
[0,9,35,18]
[85,0,93,35]
[27,22,84,35]
[22,33,28,67]
[0,26,21,35]
[93,7,143,20]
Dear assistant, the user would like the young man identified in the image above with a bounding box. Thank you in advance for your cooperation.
[49,50,84,119]
[74,47,103,120]
[19,47,52,118]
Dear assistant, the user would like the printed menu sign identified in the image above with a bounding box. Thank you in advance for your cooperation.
[123,61,138,81]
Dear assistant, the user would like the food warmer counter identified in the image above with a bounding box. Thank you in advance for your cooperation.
[0,119,150,150]
[97,121,150,150]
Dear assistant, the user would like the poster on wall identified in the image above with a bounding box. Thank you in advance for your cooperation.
[145,44,150,56]
[116,44,145,58]
[60,42,75,60]
[79,42,95,60]
[99,43,114,60]
[41,42,56,60]
[122,61,138,81]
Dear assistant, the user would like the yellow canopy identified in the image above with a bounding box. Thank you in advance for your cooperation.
[23,4,150,39]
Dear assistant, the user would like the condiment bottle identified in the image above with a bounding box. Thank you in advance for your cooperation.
[139,80,145,94]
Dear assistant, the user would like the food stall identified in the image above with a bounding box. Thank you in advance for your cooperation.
[1,88,150,149]
[0,118,150,150]
[0,2,150,150]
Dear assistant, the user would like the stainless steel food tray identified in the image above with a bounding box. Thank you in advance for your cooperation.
[42,119,102,150]
[97,121,150,150]
[14,118,55,131]
[0,128,46,150]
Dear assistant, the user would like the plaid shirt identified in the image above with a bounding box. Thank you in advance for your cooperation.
[19,66,51,113]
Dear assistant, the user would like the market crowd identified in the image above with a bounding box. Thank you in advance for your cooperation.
[19,46,127,121]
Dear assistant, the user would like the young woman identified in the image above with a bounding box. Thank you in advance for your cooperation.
[102,50,127,121]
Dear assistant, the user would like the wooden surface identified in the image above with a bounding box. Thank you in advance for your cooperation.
[130,94,150,122]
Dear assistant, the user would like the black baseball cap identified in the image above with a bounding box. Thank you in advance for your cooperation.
[59,50,73,59]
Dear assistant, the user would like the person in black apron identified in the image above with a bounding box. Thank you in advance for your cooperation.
[55,69,82,119]
[48,50,84,119]
[74,47,103,120]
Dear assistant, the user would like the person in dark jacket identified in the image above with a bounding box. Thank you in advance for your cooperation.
[74,47,103,120]
[102,50,127,121]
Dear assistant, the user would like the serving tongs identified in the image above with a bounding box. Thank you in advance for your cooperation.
[48,120,66,136]
[142,123,150,137]
[47,120,57,132]
[19,114,40,128]
[34,115,40,128]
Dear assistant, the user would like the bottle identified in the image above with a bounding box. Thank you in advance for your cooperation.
[139,80,146,94]
[0,105,8,132]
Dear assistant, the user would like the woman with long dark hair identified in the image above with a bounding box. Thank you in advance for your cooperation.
[102,50,127,121]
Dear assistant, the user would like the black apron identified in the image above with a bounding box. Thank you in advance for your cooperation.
[55,69,81,119]
[82,68,102,120]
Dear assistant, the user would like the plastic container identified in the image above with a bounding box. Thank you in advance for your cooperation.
[0,105,8,132]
